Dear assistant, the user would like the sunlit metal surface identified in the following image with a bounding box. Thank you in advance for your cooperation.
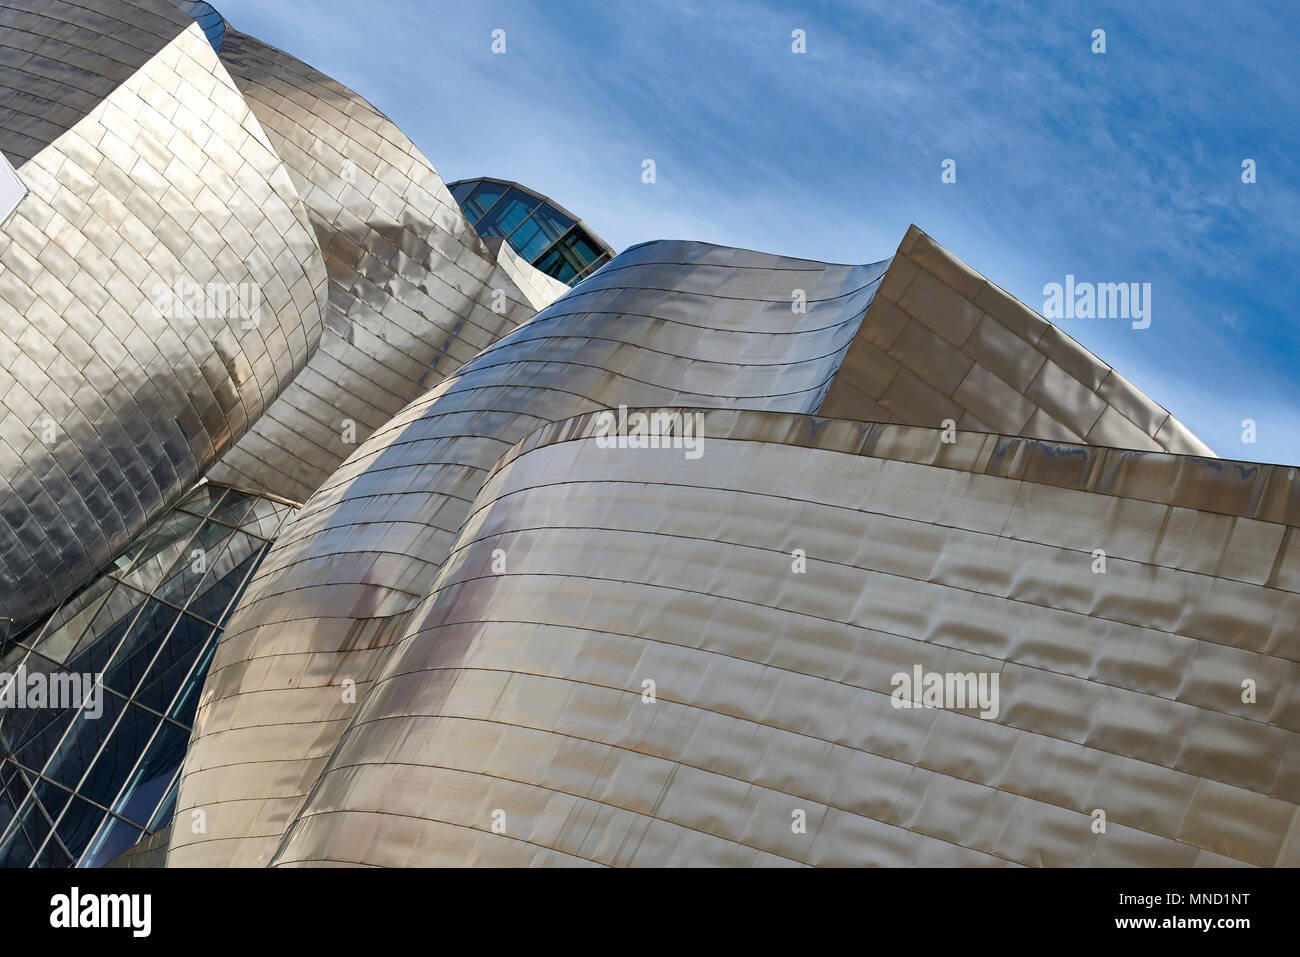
[267,409,1297,867]
[820,226,1215,455]
[167,226,1217,868]
[203,32,554,503]
[168,240,893,866]
[0,1,328,634]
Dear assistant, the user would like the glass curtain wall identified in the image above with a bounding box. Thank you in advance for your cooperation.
[0,484,298,867]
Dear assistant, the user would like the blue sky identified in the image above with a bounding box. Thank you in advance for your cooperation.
[217,0,1299,465]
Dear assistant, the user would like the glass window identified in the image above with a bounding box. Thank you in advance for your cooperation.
[78,814,142,868]
[0,483,299,868]
[534,228,604,284]
[460,181,508,224]
[37,686,127,792]
[73,702,160,811]
[0,789,53,868]
[510,204,574,263]
[573,252,611,283]
[449,181,476,204]
[472,187,541,239]
[103,598,183,698]
[109,718,190,828]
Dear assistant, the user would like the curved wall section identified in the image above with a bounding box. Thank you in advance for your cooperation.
[203,31,548,504]
[0,0,193,167]
[271,410,1299,867]
[167,241,890,865]
[0,13,327,633]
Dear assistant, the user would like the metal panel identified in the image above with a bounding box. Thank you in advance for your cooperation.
[203,32,553,504]
[265,410,1296,866]
[0,2,328,633]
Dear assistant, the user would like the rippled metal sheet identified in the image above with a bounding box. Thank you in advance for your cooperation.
[167,241,892,865]
[0,1,328,633]
[268,409,1297,867]
[167,210,1232,867]
[203,31,552,503]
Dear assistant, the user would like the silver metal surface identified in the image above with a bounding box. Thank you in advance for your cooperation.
[0,1,328,633]
[203,31,554,503]
[167,229,1221,868]
[820,225,1216,455]
[1,4,1276,868]
[168,240,893,866]
[266,409,1297,866]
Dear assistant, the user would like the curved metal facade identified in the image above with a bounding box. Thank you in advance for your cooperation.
[203,32,553,504]
[269,410,1299,867]
[0,2,328,633]
[0,2,1274,869]
[820,226,1215,455]
[166,230,1221,868]
[167,241,893,865]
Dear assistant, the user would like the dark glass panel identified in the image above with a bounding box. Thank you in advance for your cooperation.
[146,772,180,832]
[35,838,74,867]
[0,759,31,838]
[166,635,219,729]
[472,187,541,239]
[72,703,160,811]
[3,650,101,769]
[52,794,112,864]
[40,688,127,791]
[572,252,612,283]
[460,181,508,223]
[0,790,54,867]
[183,544,263,626]
[78,814,142,868]
[449,180,476,203]
[510,204,574,262]
[109,718,189,827]
[533,227,603,284]
[103,599,183,698]
[60,592,142,683]
[130,613,213,714]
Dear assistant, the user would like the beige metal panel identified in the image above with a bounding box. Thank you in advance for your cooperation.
[167,242,892,866]
[202,31,548,503]
[0,6,327,631]
[822,225,1214,456]
[266,409,1296,866]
